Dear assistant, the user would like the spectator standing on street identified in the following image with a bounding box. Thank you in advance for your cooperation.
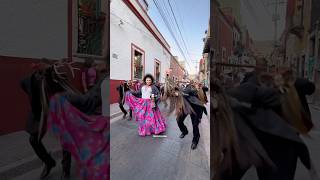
[82,58,97,93]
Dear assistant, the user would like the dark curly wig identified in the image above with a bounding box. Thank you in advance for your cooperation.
[143,74,155,84]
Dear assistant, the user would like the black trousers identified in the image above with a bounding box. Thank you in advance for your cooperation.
[29,133,71,171]
[177,104,203,144]
[119,102,132,118]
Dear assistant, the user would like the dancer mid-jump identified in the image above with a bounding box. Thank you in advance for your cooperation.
[164,79,207,150]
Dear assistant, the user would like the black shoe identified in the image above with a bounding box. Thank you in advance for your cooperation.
[40,161,56,179]
[61,170,70,179]
[123,113,127,119]
[179,133,188,138]
[191,143,198,150]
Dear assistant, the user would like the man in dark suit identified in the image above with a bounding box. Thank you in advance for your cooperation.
[20,71,71,179]
[177,81,207,150]
[116,81,132,120]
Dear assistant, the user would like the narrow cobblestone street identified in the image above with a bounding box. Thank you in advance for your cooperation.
[110,102,210,180]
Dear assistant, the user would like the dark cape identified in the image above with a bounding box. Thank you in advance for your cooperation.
[64,73,107,115]
[295,77,315,129]
[181,85,207,119]
[295,77,315,114]
[226,73,311,172]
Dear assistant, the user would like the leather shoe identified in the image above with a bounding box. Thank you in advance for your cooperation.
[61,171,70,179]
[191,143,198,150]
[122,113,127,119]
[179,133,188,138]
[40,162,56,179]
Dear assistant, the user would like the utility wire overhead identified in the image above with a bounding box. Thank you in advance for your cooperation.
[167,0,192,63]
[172,0,190,52]
[159,0,177,35]
[160,0,192,62]
[152,0,193,71]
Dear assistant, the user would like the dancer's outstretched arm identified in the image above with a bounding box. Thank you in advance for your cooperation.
[63,74,106,115]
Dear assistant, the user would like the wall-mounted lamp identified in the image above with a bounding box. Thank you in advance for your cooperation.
[119,19,124,26]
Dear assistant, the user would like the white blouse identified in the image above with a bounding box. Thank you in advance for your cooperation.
[141,85,152,99]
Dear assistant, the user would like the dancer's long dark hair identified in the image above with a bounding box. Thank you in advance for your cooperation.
[143,74,155,84]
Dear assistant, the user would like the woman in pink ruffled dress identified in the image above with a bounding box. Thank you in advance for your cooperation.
[125,74,166,136]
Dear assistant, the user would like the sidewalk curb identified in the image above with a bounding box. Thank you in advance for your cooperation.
[111,111,124,119]
[0,148,62,179]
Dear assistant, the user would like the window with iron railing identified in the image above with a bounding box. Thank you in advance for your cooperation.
[77,0,105,56]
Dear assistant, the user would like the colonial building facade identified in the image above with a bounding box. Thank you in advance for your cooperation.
[110,0,172,104]
[170,56,185,81]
